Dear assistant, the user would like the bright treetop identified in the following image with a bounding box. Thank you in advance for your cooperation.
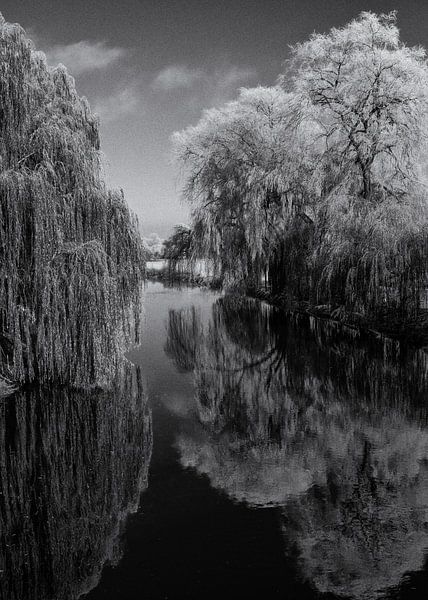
[174,12,428,318]
[0,14,144,389]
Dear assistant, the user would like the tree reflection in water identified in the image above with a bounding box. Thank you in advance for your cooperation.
[0,363,152,600]
[165,296,428,599]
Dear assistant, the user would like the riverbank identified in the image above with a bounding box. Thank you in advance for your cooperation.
[145,262,428,345]
[145,260,221,289]
[248,287,428,347]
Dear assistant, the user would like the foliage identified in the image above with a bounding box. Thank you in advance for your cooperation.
[143,232,165,259]
[163,224,194,276]
[164,224,193,260]
[0,15,145,386]
[174,12,428,318]
[0,374,15,399]
[173,87,295,287]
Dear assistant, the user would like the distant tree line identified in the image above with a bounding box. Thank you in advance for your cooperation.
[143,232,165,259]
[143,226,193,263]
[173,12,428,321]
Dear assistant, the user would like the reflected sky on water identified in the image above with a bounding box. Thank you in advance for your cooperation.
[2,281,428,600]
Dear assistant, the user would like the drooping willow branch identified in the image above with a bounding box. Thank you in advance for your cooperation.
[0,15,145,390]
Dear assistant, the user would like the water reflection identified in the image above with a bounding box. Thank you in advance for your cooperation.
[166,296,428,599]
[0,364,152,600]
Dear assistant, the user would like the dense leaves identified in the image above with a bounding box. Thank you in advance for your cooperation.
[0,15,145,389]
[174,12,428,317]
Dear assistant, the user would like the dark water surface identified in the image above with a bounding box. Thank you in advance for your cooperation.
[2,281,428,599]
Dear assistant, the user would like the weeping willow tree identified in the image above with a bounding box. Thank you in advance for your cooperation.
[164,224,194,279]
[0,15,145,390]
[173,86,302,289]
[289,11,428,318]
[174,12,428,321]
[165,295,428,597]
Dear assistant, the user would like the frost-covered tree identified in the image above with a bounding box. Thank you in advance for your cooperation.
[285,10,428,201]
[283,11,428,316]
[0,15,145,389]
[173,86,305,287]
[174,12,428,319]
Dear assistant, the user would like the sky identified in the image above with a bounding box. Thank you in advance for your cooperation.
[2,0,428,237]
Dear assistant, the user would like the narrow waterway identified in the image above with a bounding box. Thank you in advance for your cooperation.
[2,281,428,600]
[86,282,295,599]
[87,281,428,600]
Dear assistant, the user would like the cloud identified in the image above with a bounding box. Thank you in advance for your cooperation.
[151,63,257,106]
[152,65,204,91]
[93,84,141,124]
[215,66,256,89]
[209,66,257,104]
[45,41,126,76]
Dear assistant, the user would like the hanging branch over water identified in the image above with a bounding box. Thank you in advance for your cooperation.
[0,15,145,389]
[173,12,428,320]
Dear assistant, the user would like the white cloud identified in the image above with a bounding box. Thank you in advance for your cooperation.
[152,63,257,106]
[93,84,141,124]
[209,66,257,104]
[45,41,126,76]
[152,65,204,91]
[215,66,256,89]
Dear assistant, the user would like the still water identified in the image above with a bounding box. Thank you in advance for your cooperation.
[2,281,428,599]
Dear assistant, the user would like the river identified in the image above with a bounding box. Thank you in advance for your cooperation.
[2,281,428,599]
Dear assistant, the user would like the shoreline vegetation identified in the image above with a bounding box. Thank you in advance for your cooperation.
[2,11,428,394]
[170,12,428,343]
[248,287,428,346]
[147,262,428,346]
[0,15,145,394]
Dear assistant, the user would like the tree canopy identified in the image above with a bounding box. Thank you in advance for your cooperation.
[174,12,428,318]
[0,15,145,390]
